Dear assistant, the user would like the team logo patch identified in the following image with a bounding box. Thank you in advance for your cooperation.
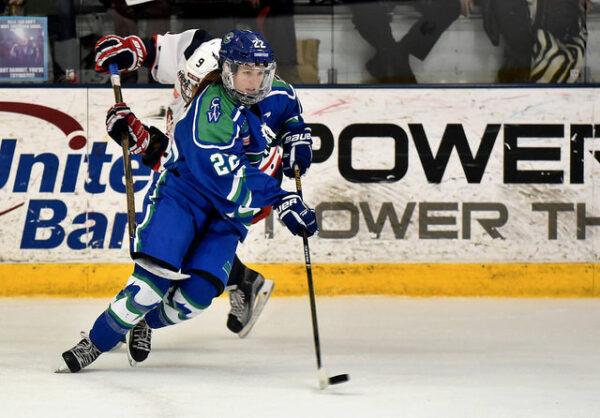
[207,97,222,123]
[223,32,234,44]
[222,260,232,276]
[261,123,276,145]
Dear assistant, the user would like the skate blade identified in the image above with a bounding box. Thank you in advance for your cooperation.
[238,279,274,338]
[127,356,138,368]
[126,345,138,368]
[125,333,138,368]
[54,361,72,373]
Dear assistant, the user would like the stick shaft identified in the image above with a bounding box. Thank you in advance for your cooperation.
[294,166,322,369]
[108,64,136,240]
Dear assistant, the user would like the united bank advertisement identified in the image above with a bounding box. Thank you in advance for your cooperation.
[0,87,598,266]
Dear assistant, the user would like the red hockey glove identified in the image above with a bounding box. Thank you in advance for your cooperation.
[106,103,150,155]
[95,35,147,73]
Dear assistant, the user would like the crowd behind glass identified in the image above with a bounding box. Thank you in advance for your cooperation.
[0,0,594,85]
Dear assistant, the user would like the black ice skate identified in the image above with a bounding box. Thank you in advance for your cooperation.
[227,272,274,338]
[57,333,101,373]
[127,318,152,367]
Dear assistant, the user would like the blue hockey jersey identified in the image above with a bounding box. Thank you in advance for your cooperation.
[171,80,305,238]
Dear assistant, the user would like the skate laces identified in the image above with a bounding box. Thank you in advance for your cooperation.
[229,289,247,320]
[233,274,263,317]
[131,320,152,352]
[70,336,101,367]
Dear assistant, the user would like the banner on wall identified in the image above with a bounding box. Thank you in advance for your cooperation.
[0,16,47,82]
[0,87,598,264]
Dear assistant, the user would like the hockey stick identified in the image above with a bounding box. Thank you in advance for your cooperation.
[294,164,349,389]
[108,63,136,240]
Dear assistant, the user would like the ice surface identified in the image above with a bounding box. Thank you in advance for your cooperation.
[1,296,600,418]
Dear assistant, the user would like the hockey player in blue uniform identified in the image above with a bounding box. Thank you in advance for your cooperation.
[93,29,312,339]
[58,30,317,373]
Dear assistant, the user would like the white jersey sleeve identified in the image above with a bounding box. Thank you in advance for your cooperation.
[150,30,213,85]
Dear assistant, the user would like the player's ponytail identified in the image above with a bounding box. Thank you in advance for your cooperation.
[191,69,222,103]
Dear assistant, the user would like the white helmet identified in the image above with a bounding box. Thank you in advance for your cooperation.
[176,38,221,104]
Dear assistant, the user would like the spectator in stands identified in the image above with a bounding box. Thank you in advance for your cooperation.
[481,0,590,83]
[100,0,172,83]
[177,0,301,83]
[254,0,301,83]
[530,0,591,83]
[482,0,534,83]
[101,0,171,38]
[349,0,591,84]
[344,0,411,83]
[344,0,464,84]
[394,0,466,83]
[8,0,78,82]
[3,0,24,15]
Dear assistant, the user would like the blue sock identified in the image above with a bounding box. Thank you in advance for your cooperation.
[144,306,170,329]
[89,310,129,352]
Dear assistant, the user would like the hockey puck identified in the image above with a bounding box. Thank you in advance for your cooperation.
[328,374,350,385]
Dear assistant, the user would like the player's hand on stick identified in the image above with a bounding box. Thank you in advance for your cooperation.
[274,193,318,237]
[95,35,147,73]
[281,128,312,178]
[106,103,150,155]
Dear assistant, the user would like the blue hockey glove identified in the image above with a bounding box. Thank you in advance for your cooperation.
[274,193,318,237]
[281,127,312,178]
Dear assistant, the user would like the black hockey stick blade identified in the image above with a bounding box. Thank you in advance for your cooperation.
[318,368,350,389]
[328,373,350,385]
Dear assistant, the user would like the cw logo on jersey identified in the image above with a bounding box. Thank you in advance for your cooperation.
[207,97,222,123]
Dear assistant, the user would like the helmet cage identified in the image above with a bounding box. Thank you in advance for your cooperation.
[221,59,276,105]
[177,69,197,104]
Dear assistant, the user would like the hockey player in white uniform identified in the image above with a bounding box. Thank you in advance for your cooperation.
[92,30,313,355]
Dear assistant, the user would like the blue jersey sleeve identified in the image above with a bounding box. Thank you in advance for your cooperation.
[258,79,310,146]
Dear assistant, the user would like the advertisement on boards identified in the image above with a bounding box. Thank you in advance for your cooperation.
[0,87,598,265]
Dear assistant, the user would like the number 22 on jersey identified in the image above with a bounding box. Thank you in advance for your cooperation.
[210,153,240,176]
